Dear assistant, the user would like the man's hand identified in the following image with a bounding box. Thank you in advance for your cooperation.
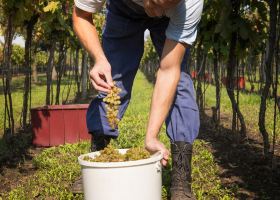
[89,59,114,93]
[144,0,181,13]
[143,0,164,17]
[145,137,170,166]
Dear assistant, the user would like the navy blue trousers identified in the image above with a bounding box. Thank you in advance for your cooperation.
[86,0,200,144]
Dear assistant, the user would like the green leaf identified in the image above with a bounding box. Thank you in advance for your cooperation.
[43,1,59,13]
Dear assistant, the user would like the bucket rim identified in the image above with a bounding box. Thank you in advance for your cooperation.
[78,149,163,168]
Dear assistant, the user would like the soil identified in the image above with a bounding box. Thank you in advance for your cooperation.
[0,108,279,199]
[200,108,280,200]
[0,147,42,195]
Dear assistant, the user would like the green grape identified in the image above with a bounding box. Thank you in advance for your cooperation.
[103,82,122,129]
[83,145,151,162]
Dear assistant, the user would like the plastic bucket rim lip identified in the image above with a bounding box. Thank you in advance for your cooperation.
[78,149,163,168]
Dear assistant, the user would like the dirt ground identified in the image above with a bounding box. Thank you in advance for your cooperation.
[200,108,280,200]
[0,108,279,199]
[0,147,42,194]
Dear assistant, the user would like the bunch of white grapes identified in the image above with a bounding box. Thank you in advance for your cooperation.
[103,82,122,129]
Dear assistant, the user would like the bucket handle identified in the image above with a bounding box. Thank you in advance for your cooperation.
[155,161,162,173]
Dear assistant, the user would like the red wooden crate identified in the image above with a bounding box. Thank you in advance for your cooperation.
[221,77,246,89]
[31,104,91,147]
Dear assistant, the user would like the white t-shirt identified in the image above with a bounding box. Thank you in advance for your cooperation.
[74,0,143,12]
[74,0,204,45]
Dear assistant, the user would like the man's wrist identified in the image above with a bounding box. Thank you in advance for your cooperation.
[145,133,158,141]
[91,53,107,63]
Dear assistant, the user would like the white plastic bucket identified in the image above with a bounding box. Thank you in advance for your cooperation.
[78,149,163,200]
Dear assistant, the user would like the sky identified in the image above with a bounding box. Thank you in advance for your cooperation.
[0,30,150,48]
[0,35,26,47]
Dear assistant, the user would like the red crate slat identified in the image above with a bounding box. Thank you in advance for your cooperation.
[49,109,65,146]
[31,109,50,147]
[64,110,80,144]
[79,109,91,141]
[31,104,90,146]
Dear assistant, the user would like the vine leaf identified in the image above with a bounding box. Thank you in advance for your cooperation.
[43,1,59,13]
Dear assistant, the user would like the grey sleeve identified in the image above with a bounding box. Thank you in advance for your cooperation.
[166,0,204,45]
[74,0,105,13]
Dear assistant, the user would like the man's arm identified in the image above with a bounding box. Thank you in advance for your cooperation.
[145,39,187,166]
[151,0,181,9]
[72,6,113,92]
[143,0,180,17]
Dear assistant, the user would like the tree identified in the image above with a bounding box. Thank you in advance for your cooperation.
[55,40,66,104]
[11,45,24,68]
[258,0,278,156]
[21,10,39,129]
[1,0,20,135]
[39,0,74,105]
[81,50,88,99]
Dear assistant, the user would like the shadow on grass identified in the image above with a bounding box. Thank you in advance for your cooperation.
[198,111,280,200]
[141,64,280,199]
[0,128,34,171]
[0,92,94,171]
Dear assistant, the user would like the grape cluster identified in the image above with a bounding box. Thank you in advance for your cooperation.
[103,82,122,129]
[125,147,150,161]
[82,145,151,162]
[93,144,125,162]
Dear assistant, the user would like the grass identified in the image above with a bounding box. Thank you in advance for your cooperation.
[0,74,78,166]
[243,81,280,96]
[1,72,234,199]
[203,82,280,142]
[0,74,78,136]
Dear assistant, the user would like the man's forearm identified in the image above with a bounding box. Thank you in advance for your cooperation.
[146,66,180,140]
[146,39,186,140]
[72,6,106,62]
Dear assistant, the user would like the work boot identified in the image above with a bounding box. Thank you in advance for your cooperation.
[71,134,112,194]
[90,134,112,152]
[170,141,195,200]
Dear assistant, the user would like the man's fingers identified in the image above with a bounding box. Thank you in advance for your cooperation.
[144,0,164,17]
[91,80,110,93]
[163,150,169,160]
[161,159,167,166]
[144,1,157,17]
[161,153,169,166]
[154,8,164,17]
[159,148,169,166]
[91,73,111,89]
[104,72,114,87]
[145,9,154,17]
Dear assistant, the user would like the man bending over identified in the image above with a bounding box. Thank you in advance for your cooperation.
[72,0,203,199]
